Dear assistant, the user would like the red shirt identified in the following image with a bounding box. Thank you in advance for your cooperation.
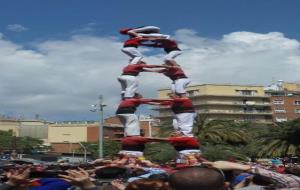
[162,97,195,114]
[122,64,153,76]
[167,137,199,147]
[162,66,187,81]
[151,39,181,53]
[121,136,149,145]
[116,98,153,114]
[123,37,150,48]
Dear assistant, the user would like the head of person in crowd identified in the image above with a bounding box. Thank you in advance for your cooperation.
[125,178,170,190]
[183,154,199,165]
[285,166,300,177]
[127,157,139,166]
[169,167,226,190]
[233,174,275,189]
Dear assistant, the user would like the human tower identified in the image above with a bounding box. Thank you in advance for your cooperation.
[115,26,202,165]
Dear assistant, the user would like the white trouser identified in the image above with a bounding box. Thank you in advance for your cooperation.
[117,113,140,136]
[121,47,143,64]
[171,78,191,95]
[164,50,182,61]
[118,75,138,98]
[139,33,170,39]
[130,26,160,33]
[172,112,196,137]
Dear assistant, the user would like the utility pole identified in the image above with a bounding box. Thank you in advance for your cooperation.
[78,142,87,163]
[98,95,106,158]
[90,95,106,158]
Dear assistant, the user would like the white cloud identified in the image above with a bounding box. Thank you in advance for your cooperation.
[0,30,299,120]
[173,29,300,85]
[70,22,98,34]
[6,24,28,32]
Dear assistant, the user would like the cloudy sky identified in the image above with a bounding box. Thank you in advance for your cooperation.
[0,0,300,121]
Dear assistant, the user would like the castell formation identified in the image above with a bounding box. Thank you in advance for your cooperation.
[115,26,202,165]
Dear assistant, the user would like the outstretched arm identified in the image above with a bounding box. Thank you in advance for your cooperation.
[59,168,97,190]
[149,99,174,105]
[202,161,300,188]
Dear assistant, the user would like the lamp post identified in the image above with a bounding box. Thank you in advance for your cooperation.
[90,95,106,158]
[98,95,106,158]
[78,142,87,163]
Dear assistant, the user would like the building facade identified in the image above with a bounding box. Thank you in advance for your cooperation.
[0,118,49,138]
[265,81,300,122]
[48,116,159,153]
[157,84,273,123]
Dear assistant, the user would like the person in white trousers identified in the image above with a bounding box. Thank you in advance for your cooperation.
[118,62,164,98]
[152,94,196,137]
[120,26,169,64]
[120,26,170,38]
[153,62,190,96]
[116,94,160,136]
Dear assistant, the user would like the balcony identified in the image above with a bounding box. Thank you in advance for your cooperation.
[197,110,273,115]
[193,100,270,106]
[189,94,270,99]
[156,109,273,118]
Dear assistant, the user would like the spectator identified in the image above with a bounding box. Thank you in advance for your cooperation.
[169,167,226,190]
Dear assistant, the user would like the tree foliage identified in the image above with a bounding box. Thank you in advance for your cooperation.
[245,118,300,157]
[144,142,176,163]
[79,140,121,159]
[0,130,43,154]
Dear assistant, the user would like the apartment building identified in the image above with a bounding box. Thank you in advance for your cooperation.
[48,116,159,153]
[265,81,300,122]
[0,118,49,139]
[156,84,273,123]
[0,116,159,153]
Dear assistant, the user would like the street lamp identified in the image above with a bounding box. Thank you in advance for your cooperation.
[90,95,106,158]
[78,142,87,163]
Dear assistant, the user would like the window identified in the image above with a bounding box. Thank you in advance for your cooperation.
[275,117,287,122]
[236,90,257,96]
[274,108,285,113]
[273,99,284,105]
[295,109,300,114]
[295,100,300,105]
[274,108,286,113]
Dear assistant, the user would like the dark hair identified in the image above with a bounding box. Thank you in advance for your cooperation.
[125,179,170,190]
[95,166,128,179]
[252,174,274,186]
[149,173,169,182]
[169,167,225,190]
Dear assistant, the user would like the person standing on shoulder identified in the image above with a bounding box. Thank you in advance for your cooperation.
[118,62,164,98]
[120,26,169,64]
[116,94,161,137]
[156,62,191,96]
[153,94,196,137]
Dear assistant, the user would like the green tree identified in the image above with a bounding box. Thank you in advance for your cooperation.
[144,142,176,163]
[195,117,250,145]
[79,140,121,159]
[245,118,300,157]
[0,130,44,154]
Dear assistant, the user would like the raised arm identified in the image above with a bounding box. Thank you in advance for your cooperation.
[203,161,300,188]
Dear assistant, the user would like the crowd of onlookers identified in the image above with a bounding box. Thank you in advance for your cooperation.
[0,154,299,190]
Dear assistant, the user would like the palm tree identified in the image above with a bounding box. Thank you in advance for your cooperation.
[246,118,300,157]
[195,115,250,145]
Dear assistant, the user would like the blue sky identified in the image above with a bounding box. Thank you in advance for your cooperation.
[0,0,300,121]
[1,0,300,42]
